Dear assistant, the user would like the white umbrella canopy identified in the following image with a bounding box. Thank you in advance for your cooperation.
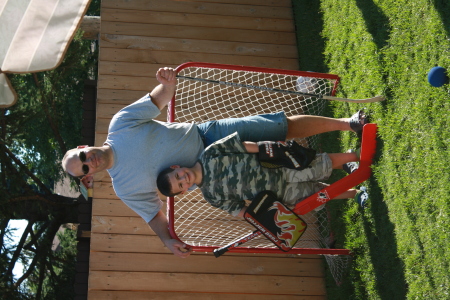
[0,0,92,107]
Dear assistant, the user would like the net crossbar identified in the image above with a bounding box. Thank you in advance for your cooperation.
[166,62,376,284]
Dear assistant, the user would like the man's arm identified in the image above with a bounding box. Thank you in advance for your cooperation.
[148,210,192,258]
[150,67,177,111]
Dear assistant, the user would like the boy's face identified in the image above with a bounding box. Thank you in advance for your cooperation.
[167,165,196,195]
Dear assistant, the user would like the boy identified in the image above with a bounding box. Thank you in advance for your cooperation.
[157,132,368,217]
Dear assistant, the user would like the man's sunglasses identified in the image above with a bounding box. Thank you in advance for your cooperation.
[79,151,89,175]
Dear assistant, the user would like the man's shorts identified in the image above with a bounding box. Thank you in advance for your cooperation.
[282,153,332,206]
[197,111,287,147]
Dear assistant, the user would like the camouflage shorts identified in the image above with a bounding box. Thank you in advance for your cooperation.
[282,153,332,206]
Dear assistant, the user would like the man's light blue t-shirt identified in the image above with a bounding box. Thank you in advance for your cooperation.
[105,94,203,222]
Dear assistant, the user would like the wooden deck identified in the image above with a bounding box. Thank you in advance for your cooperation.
[90,0,326,298]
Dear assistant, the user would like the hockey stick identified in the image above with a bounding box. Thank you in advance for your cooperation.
[213,230,262,258]
[176,75,385,103]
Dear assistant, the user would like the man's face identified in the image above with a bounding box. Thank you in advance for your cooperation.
[167,166,196,195]
[65,147,111,178]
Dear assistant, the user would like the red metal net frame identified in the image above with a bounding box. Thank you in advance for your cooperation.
[166,62,377,256]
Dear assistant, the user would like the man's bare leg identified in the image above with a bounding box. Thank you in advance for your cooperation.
[286,115,356,139]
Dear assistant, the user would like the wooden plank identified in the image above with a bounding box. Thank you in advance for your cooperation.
[88,271,326,295]
[95,118,111,134]
[92,199,142,218]
[91,215,152,235]
[96,103,127,118]
[98,61,175,78]
[88,291,325,300]
[89,252,324,277]
[99,49,298,70]
[92,181,119,199]
[97,74,158,92]
[95,118,110,134]
[99,33,297,58]
[100,23,296,46]
[102,8,295,32]
[145,0,292,7]
[101,0,293,19]
[95,133,108,147]
[97,88,152,105]
[90,233,168,253]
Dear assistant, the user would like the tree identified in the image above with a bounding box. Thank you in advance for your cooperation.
[0,26,98,299]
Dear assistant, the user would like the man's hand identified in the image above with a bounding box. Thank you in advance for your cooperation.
[156,67,177,86]
[164,239,192,258]
[151,68,177,110]
[148,210,192,258]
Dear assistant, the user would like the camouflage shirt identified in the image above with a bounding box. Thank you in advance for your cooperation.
[198,132,285,216]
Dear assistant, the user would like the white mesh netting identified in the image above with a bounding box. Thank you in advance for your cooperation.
[169,64,351,284]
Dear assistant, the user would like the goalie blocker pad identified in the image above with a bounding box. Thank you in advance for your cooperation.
[257,140,316,170]
[244,191,307,251]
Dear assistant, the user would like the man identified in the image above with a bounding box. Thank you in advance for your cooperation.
[62,67,368,258]
[157,132,368,218]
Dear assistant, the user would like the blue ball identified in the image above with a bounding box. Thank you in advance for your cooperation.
[428,66,449,87]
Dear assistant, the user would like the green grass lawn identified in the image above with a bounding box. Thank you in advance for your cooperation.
[293,1,450,299]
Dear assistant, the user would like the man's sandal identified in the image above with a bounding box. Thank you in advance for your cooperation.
[349,110,370,135]
[354,186,369,208]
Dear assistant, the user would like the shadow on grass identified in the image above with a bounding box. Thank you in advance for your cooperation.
[432,0,450,39]
[318,130,408,299]
[292,0,328,73]
[362,180,408,299]
[355,0,391,50]
[360,137,407,300]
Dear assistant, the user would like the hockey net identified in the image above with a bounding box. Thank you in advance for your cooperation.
[167,62,354,285]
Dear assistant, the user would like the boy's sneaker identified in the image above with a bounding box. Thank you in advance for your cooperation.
[354,186,369,208]
[343,161,359,174]
[342,149,360,174]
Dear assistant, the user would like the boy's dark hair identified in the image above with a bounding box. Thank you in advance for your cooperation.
[157,167,180,197]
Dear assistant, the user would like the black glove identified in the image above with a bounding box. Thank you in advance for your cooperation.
[257,140,316,170]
